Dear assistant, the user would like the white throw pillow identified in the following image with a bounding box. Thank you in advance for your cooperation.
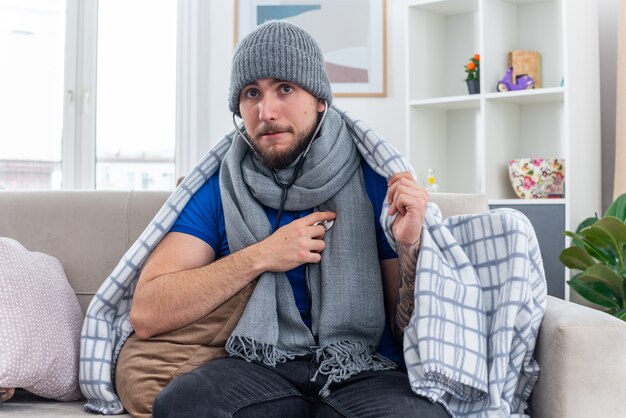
[0,237,83,400]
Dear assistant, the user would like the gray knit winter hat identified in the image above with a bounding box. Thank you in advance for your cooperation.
[229,21,332,114]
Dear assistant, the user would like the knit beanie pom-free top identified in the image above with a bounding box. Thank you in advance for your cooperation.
[228,21,333,114]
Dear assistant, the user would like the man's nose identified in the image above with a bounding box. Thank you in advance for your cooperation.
[259,94,279,121]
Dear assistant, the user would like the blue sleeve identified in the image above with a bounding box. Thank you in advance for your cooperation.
[169,170,230,258]
[362,160,397,260]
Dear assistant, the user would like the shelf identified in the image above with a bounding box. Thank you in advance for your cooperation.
[504,0,558,6]
[409,95,480,109]
[408,87,564,109]
[484,87,564,104]
[489,198,566,206]
[408,1,478,100]
[408,0,478,15]
[406,0,601,300]
[483,0,563,90]
[408,105,481,194]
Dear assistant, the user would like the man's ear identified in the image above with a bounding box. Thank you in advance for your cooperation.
[317,99,327,113]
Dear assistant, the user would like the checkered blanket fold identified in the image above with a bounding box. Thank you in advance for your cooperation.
[404,204,546,417]
[79,106,546,417]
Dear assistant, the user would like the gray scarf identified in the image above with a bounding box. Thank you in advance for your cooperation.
[220,108,395,397]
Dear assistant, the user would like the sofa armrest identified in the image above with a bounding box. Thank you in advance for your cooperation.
[531,295,626,418]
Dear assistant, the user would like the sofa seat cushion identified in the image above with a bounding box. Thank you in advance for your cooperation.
[0,238,84,401]
[0,389,131,417]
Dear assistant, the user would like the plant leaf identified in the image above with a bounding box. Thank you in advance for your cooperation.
[563,231,585,248]
[568,276,621,309]
[579,264,624,299]
[581,240,618,266]
[605,193,626,222]
[581,225,614,248]
[591,216,626,249]
[576,216,599,233]
[563,231,583,240]
[559,246,596,270]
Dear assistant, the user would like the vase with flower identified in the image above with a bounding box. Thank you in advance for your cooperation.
[465,54,480,94]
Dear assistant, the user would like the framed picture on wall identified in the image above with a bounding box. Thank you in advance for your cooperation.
[234,0,387,97]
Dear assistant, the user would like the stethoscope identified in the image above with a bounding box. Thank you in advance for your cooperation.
[232,101,329,230]
[232,101,330,322]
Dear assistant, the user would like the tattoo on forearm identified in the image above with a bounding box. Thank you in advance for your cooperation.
[393,241,420,341]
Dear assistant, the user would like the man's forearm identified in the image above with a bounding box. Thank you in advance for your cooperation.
[392,240,420,341]
[131,244,266,339]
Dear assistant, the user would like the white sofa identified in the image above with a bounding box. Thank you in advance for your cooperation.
[1,190,625,417]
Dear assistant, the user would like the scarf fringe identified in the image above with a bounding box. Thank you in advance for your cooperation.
[227,337,396,398]
[312,340,397,398]
[226,335,304,366]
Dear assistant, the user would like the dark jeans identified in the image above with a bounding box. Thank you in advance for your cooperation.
[152,356,450,418]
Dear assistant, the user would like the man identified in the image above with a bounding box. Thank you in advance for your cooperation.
[130,21,449,417]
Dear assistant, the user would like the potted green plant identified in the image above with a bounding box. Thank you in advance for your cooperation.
[464,54,480,94]
[560,193,626,320]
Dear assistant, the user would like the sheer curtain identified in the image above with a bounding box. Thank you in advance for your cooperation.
[615,0,626,197]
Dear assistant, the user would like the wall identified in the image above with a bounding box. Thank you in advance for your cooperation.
[599,0,619,211]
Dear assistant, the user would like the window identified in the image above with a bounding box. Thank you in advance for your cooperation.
[95,0,177,190]
[0,0,66,190]
[1,0,209,190]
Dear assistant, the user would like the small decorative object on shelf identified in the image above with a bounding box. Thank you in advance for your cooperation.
[508,158,564,199]
[497,67,534,91]
[497,50,541,92]
[464,53,480,94]
[508,50,541,88]
[425,168,439,192]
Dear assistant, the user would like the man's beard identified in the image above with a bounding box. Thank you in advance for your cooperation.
[249,122,315,170]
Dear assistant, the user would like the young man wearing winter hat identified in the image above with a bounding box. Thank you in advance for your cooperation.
[130,21,448,417]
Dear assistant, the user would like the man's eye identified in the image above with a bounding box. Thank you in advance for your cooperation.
[280,85,293,93]
[245,89,259,98]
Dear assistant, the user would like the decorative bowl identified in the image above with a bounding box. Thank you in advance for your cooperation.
[508,158,564,199]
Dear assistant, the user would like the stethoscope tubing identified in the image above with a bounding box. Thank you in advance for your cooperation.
[231,102,329,324]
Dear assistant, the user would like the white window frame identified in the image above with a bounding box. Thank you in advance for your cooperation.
[176,0,212,181]
[62,0,96,189]
[61,0,208,190]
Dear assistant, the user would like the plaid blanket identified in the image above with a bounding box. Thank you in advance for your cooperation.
[79,107,546,416]
[404,204,546,417]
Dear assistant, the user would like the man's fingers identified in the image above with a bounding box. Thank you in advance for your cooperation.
[388,183,424,209]
[388,172,416,185]
[310,238,326,253]
[301,210,336,225]
[387,176,419,204]
[311,224,328,239]
[288,211,335,241]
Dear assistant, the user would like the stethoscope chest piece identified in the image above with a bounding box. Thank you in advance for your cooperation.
[314,219,334,231]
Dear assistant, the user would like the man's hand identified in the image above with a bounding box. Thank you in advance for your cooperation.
[385,172,429,342]
[386,172,429,247]
[257,211,336,273]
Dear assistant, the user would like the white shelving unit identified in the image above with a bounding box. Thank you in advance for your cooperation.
[405,0,602,298]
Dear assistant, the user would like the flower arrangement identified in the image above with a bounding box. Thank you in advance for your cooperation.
[465,54,480,80]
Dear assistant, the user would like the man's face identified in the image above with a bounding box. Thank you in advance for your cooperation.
[239,78,326,170]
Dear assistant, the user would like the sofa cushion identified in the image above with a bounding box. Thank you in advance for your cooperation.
[115,281,255,418]
[0,238,83,401]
